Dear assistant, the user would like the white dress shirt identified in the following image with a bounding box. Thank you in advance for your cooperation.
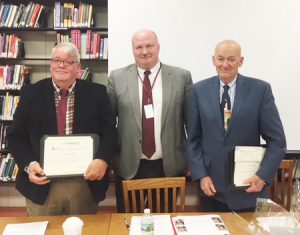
[138,62,162,160]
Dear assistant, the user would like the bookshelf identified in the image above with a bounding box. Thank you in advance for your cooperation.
[0,0,108,84]
[0,0,108,185]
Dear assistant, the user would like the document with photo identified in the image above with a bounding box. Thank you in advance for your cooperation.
[171,215,229,235]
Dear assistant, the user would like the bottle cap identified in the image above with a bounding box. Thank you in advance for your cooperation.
[144,208,150,214]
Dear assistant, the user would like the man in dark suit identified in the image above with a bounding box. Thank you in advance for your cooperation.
[7,42,116,216]
[107,29,193,212]
[186,40,286,212]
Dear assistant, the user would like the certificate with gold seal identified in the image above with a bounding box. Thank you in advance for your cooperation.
[40,134,99,178]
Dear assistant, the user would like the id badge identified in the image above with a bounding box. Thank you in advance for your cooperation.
[144,104,154,119]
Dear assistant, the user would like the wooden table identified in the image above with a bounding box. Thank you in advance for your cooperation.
[0,212,254,235]
[0,214,111,235]
[108,212,254,235]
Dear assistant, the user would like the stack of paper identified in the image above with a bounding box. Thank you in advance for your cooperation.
[130,215,173,235]
[2,221,48,235]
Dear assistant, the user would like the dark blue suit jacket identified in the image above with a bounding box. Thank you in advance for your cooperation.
[186,74,286,210]
[7,78,116,204]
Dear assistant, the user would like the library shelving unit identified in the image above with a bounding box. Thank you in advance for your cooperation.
[0,0,108,84]
[0,0,108,184]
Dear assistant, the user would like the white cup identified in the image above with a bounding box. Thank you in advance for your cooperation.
[62,216,84,235]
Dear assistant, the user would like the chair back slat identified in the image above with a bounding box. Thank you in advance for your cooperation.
[172,187,177,212]
[140,189,145,212]
[156,189,161,212]
[164,188,169,213]
[131,191,137,213]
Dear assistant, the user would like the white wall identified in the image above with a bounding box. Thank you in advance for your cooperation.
[109,0,300,150]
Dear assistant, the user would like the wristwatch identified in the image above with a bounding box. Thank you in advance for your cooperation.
[24,161,35,174]
[24,165,30,174]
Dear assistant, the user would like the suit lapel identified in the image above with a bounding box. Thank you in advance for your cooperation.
[209,76,224,132]
[73,81,85,132]
[161,65,172,129]
[225,74,248,136]
[128,66,142,132]
[44,79,57,134]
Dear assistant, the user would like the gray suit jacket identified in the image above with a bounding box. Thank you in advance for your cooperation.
[186,74,286,210]
[107,63,193,179]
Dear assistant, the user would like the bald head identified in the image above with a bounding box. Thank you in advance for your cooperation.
[131,29,160,70]
[214,40,242,57]
[132,29,158,44]
[213,39,244,84]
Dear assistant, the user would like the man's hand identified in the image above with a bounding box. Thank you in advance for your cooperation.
[27,161,50,185]
[84,159,107,181]
[244,175,266,193]
[200,176,216,196]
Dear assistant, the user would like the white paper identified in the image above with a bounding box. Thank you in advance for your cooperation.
[234,146,266,187]
[3,221,48,235]
[129,215,174,235]
[43,136,94,177]
[172,215,230,235]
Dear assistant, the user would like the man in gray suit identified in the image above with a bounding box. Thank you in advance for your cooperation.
[107,29,193,212]
[186,40,286,212]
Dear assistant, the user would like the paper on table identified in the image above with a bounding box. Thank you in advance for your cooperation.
[171,215,230,235]
[234,146,266,187]
[2,221,48,235]
[129,215,174,235]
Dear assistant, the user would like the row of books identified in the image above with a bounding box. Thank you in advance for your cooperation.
[0,65,31,90]
[0,122,9,151]
[0,93,20,121]
[0,2,44,28]
[78,68,91,81]
[0,153,18,182]
[0,33,24,58]
[54,2,93,28]
[57,30,108,59]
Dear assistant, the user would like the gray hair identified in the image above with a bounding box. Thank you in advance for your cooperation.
[51,42,80,62]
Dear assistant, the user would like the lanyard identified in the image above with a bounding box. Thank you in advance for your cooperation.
[138,63,162,103]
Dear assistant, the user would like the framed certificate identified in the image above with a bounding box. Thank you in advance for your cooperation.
[40,134,99,178]
[229,146,266,189]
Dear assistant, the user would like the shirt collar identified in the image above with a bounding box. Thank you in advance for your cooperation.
[52,80,76,96]
[137,62,161,80]
[219,76,237,90]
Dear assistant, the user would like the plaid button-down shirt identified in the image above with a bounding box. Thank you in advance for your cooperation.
[53,80,76,135]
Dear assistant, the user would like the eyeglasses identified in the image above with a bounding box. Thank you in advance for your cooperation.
[50,58,78,66]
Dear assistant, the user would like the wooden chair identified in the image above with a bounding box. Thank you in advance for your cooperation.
[122,177,186,213]
[270,159,294,210]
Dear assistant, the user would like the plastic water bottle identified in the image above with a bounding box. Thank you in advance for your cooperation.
[141,208,154,235]
[291,178,300,222]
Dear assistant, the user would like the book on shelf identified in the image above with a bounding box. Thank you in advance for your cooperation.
[78,68,91,81]
[56,30,108,59]
[0,2,45,28]
[28,3,42,28]
[0,122,10,150]
[54,2,94,29]
[0,153,19,182]
[12,4,24,27]
[0,65,31,89]
[0,33,24,58]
